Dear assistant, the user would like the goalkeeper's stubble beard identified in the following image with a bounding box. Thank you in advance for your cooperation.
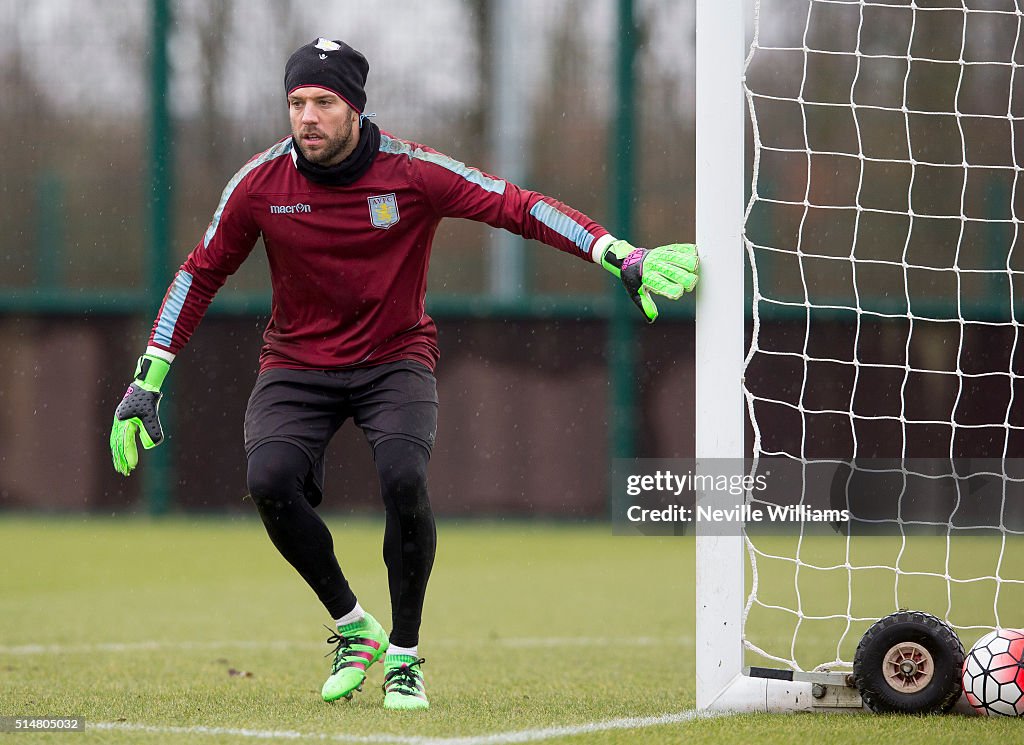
[294,112,359,166]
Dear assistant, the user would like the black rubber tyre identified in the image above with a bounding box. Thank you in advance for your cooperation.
[852,610,965,714]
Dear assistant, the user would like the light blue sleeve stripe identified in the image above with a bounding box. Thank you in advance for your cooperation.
[528,200,596,255]
[153,271,194,348]
[203,138,293,248]
[380,133,506,195]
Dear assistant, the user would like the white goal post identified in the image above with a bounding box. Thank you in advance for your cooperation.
[696,0,1024,713]
[694,0,750,712]
[696,0,808,713]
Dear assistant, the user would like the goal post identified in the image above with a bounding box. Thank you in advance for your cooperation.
[694,0,824,710]
[694,0,748,712]
[695,0,1024,714]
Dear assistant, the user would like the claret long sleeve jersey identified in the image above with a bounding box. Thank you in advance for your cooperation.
[148,132,613,372]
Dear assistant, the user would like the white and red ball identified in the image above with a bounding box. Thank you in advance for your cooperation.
[962,629,1024,716]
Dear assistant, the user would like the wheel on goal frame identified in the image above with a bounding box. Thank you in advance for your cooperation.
[852,610,965,714]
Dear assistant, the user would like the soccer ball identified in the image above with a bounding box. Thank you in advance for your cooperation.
[962,629,1024,716]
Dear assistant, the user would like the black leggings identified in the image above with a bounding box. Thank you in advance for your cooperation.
[246,439,435,647]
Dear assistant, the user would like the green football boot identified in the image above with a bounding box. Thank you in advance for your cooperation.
[382,655,429,710]
[321,612,389,702]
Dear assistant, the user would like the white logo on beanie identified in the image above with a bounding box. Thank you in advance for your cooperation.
[314,38,341,52]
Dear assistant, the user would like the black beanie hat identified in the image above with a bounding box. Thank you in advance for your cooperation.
[284,38,369,113]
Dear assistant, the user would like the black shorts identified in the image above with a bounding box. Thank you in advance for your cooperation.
[244,361,438,506]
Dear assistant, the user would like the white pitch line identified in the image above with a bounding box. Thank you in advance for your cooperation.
[0,640,302,655]
[436,710,711,744]
[497,635,692,648]
[92,710,710,744]
[0,636,692,656]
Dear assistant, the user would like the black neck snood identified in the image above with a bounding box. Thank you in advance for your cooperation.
[292,120,380,186]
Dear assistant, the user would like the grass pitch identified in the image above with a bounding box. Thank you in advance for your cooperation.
[0,517,1021,743]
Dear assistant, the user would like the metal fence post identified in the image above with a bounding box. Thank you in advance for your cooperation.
[144,0,174,515]
[608,0,638,473]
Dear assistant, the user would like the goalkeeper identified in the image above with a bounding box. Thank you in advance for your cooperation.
[109,38,698,711]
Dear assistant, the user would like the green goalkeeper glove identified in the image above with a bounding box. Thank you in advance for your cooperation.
[598,240,699,322]
[110,354,171,476]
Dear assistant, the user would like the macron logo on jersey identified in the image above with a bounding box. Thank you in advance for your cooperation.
[269,203,312,214]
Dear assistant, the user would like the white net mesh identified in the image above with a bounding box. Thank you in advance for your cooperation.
[742,0,1024,671]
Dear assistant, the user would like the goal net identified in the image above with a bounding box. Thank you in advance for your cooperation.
[740,0,1024,682]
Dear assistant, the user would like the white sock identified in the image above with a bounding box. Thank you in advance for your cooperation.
[333,602,365,628]
[387,644,418,658]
